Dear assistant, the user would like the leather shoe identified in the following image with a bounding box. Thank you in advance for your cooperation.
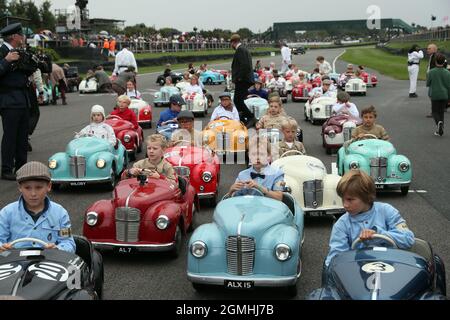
[1,173,16,181]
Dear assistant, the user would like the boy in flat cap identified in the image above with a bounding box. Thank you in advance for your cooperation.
[0,161,76,253]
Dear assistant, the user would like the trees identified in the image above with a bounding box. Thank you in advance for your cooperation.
[4,0,56,32]
[40,0,56,31]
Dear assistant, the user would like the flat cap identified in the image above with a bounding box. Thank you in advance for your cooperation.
[177,110,194,120]
[218,92,232,99]
[169,94,186,106]
[230,34,240,42]
[0,23,23,37]
[16,161,51,183]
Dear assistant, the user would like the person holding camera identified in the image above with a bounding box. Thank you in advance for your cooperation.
[0,23,37,181]
[407,44,424,98]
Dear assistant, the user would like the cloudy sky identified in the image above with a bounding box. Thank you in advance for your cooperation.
[33,0,450,32]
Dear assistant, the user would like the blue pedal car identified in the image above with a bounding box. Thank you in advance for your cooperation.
[48,136,128,190]
[200,70,225,85]
[187,190,304,296]
[153,86,180,107]
[308,236,447,300]
[337,135,412,195]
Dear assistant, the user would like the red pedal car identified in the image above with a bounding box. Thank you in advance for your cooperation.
[164,142,221,206]
[360,71,378,87]
[292,83,313,102]
[83,173,196,257]
[322,114,362,154]
[105,115,144,161]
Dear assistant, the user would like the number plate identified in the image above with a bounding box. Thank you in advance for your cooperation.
[375,184,384,190]
[224,280,254,290]
[115,247,135,254]
[70,181,87,186]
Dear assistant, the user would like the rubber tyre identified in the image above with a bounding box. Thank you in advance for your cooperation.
[170,225,183,258]
[400,186,409,196]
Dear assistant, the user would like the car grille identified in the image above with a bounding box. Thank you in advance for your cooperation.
[162,92,169,101]
[69,156,86,178]
[370,158,387,182]
[302,88,308,97]
[303,180,323,209]
[115,207,141,242]
[174,166,190,177]
[352,83,359,91]
[226,236,255,276]
[325,105,332,117]
[186,99,193,111]
[343,127,354,142]
[216,132,231,151]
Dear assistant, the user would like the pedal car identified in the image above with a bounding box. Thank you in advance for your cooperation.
[0,236,104,299]
[164,142,220,206]
[304,96,337,125]
[322,114,362,154]
[360,71,378,87]
[244,96,269,120]
[337,135,412,195]
[130,98,152,128]
[105,115,144,161]
[187,190,304,296]
[36,83,54,106]
[156,72,183,86]
[345,78,367,96]
[211,69,229,79]
[199,70,225,85]
[157,121,179,140]
[79,78,98,94]
[291,83,312,102]
[65,66,81,92]
[48,135,127,190]
[308,237,446,300]
[182,92,208,116]
[153,86,181,107]
[269,86,288,103]
[202,119,248,161]
[272,153,345,217]
[83,172,196,257]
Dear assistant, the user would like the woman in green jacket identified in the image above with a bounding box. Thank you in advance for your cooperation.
[427,53,450,136]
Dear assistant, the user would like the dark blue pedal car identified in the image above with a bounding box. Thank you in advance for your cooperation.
[308,236,446,300]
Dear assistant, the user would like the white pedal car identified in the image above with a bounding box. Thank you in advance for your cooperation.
[244,96,269,120]
[345,78,367,96]
[182,92,208,117]
[78,78,99,94]
[272,153,345,217]
[304,95,337,125]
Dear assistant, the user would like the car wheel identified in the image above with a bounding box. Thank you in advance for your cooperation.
[310,113,315,125]
[400,186,409,196]
[128,150,136,161]
[372,84,377,88]
[137,141,142,153]
[187,202,198,232]
[192,283,208,292]
[326,148,332,155]
[286,283,298,297]
[52,183,61,191]
[106,168,117,191]
[158,79,165,86]
[205,193,217,207]
[92,250,104,300]
[170,225,183,258]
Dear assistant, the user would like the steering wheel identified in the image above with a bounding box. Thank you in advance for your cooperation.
[280,150,305,158]
[231,187,265,198]
[173,139,191,146]
[106,115,123,121]
[354,133,378,141]
[217,116,232,120]
[10,238,48,248]
[351,234,397,250]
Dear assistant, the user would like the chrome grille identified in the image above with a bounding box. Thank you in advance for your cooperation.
[352,83,359,91]
[69,156,86,178]
[115,207,141,242]
[303,180,324,208]
[226,236,255,276]
[325,105,332,117]
[162,92,169,101]
[302,88,308,97]
[216,132,230,151]
[370,158,387,182]
[186,99,193,111]
[174,166,190,177]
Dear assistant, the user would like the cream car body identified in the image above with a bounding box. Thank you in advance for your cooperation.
[304,95,337,124]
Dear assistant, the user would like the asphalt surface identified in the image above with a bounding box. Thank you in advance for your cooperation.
[0,47,449,300]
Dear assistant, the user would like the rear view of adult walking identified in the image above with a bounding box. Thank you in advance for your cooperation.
[230,34,256,127]
[426,53,450,136]
[407,44,423,98]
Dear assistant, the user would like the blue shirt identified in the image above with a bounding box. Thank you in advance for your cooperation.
[236,165,285,191]
[325,202,415,266]
[248,88,268,100]
[0,197,76,253]
[157,108,180,126]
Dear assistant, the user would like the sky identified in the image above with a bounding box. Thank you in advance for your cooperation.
[31,0,450,32]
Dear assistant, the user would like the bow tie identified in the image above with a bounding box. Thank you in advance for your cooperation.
[251,172,266,180]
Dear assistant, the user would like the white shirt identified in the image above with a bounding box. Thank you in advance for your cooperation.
[76,122,117,147]
[211,105,240,122]
[319,61,332,75]
[281,46,291,63]
[408,50,424,64]
[185,84,203,95]
[309,87,335,98]
[332,102,360,119]
[113,48,138,75]
[268,77,286,89]
[126,89,141,99]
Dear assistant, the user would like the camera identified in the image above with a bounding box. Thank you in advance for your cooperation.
[10,48,52,74]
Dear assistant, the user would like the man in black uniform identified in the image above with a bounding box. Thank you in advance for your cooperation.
[230,34,257,128]
[0,23,35,180]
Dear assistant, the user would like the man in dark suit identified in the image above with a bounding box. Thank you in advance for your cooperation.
[0,23,35,180]
[426,43,448,117]
[231,34,257,128]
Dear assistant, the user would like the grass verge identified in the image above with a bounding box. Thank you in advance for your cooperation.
[340,47,429,80]
[387,40,450,52]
